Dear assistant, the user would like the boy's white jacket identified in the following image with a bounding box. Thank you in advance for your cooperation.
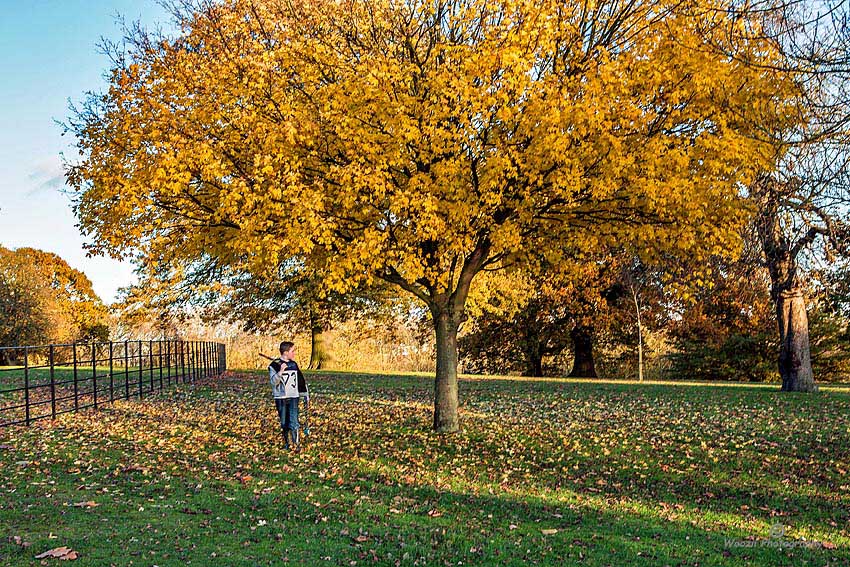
[268,358,308,399]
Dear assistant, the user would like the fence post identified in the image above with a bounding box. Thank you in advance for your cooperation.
[92,342,98,410]
[149,340,154,394]
[109,342,114,402]
[166,340,171,386]
[158,341,164,391]
[49,345,56,419]
[73,343,79,411]
[24,347,30,426]
[138,340,144,399]
[124,340,130,400]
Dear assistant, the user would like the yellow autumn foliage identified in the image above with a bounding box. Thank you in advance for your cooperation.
[71,0,796,295]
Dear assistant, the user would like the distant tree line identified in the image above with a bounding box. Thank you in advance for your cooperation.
[0,246,109,359]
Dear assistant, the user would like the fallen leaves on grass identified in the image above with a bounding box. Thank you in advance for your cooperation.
[3,370,850,563]
[11,535,32,548]
[35,546,78,560]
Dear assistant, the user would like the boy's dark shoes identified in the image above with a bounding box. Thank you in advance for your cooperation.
[290,429,301,452]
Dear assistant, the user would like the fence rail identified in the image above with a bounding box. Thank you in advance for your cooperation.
[0,340,226,427]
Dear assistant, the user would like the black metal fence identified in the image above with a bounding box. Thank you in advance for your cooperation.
[0,340,226,427]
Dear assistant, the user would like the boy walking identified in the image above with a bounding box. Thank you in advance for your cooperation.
[268,341,309,450]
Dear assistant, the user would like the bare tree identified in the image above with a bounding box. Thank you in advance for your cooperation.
[746,0,850,391]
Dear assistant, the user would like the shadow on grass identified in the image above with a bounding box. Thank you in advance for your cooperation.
[2,456,839,567]
[301,473,845,567]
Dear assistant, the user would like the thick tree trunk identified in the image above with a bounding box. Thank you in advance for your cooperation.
[433,310,461,433]
[380,240,491,433]
[757,188,816,392]
[307,309,329,370]
[525,348,543,377]
[309,324,328,370]
[522,311,544,377]
[776,289,816,392]
[568,325,597,378]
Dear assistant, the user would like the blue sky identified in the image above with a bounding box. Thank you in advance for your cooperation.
[0,0,172,303]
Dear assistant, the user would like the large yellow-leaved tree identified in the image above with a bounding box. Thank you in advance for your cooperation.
[69,0,798,431]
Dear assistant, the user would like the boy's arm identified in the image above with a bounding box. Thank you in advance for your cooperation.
[269,360,283,386]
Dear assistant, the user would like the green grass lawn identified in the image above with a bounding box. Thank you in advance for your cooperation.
[0,365,197,426]
[1,370,848,566]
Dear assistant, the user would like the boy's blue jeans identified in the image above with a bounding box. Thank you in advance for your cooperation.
[274,397,299,432]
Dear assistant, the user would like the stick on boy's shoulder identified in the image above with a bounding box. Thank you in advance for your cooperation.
[268,357,285,372]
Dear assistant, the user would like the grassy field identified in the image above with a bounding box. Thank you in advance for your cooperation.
[0,365,199,426]
[1,370,848,566]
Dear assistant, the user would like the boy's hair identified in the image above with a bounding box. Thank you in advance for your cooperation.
[279,341,295,355]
